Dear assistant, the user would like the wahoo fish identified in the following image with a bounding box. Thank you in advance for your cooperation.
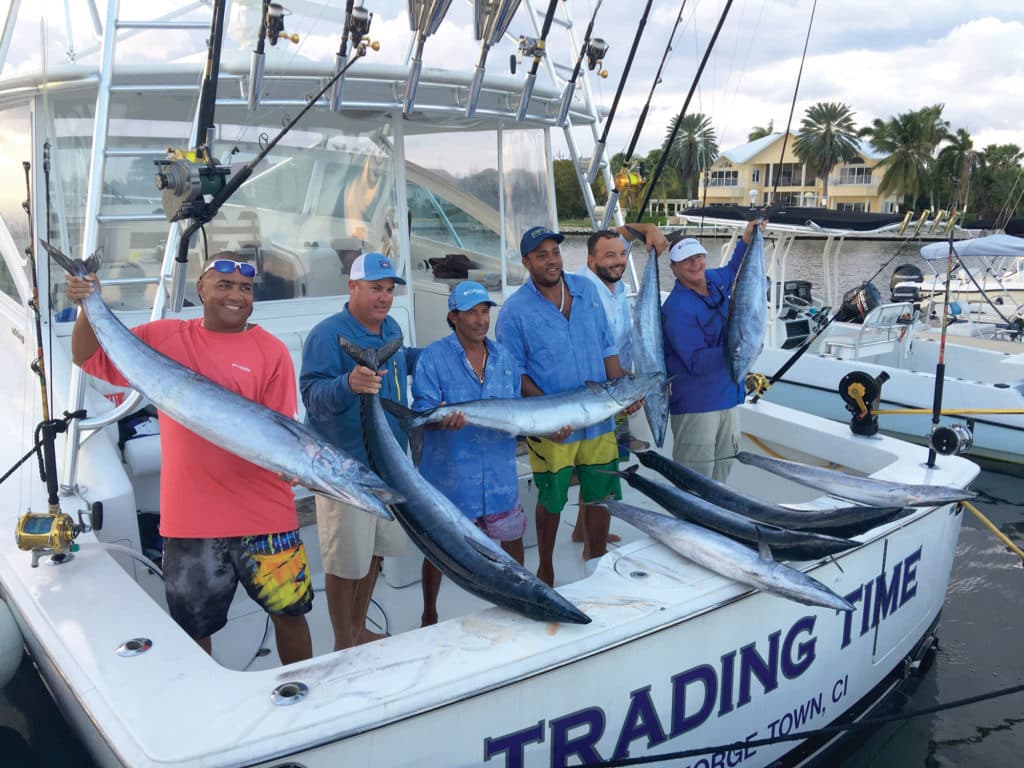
[635,450,910,539]
[339,336,590,625]
[726,225,767,384]
[46,241,399,519]
[736,450,977,507]
[630,246,670,447]
[384,373,664,437]
[607,465,856,561]
[599,501,853,612]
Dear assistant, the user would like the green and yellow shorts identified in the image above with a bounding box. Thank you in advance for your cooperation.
[527,431,622,514]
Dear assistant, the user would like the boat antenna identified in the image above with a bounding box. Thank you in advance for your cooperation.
[466,0,525,118]
[584,0,654,184]
[404,0,455,114]
[514,0,561,121]
[634,0,735,223]
[599,0,686,229]
[554,0,607,127]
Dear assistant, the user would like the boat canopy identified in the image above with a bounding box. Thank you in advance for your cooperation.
[682,205,905,232]
[920,233,1024,260]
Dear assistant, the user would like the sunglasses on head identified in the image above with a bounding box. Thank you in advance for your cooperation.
[202,259,256,278]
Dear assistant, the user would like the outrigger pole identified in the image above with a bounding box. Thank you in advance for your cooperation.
[634,0,734,223]
[515,0,560,121]
[584,0,653,184]
[599,0,686,229]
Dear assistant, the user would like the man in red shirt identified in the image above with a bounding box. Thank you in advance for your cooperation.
[66,253,313,664]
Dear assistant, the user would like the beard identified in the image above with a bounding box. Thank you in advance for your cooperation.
[594,264,624,284]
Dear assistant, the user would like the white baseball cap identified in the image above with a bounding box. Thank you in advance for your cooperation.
[669,238,708,263]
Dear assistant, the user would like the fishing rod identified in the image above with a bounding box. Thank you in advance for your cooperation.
[465,0,523,118]
[329,0,358,112]
[515,0,560,121]
[600,0,686,229]
[767,0,817,205]
[404,0,454,114]
[927,232,957,467]
[554,0,607,127]
[585,0,653,184]
[634,0,734,222]
[164,10,379,287]
[246,3,306,109]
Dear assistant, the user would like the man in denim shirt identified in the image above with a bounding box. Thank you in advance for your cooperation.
[412,281,526,625]
[301,253,418,650]
[496,226,643,586]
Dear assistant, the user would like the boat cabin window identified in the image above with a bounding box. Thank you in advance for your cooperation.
[44,90,403,314]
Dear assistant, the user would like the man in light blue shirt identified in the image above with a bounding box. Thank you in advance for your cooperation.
[496,226,642,587]
[412,281,526,625]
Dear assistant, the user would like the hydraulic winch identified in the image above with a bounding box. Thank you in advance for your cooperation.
[838,370,890,436]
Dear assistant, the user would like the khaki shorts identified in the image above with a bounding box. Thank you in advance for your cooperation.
[670,408,740,483]
[315,496,407,580]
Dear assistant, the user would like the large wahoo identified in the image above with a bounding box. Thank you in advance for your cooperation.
[46,242,399,519]
[384,373,664,437]
[599,501,852,612]
[635,450,910,538]
[607,465,856,561]
[725,226,767,384]
[736,451,977,508]
[630,246,670,447]
[339,336,590,625]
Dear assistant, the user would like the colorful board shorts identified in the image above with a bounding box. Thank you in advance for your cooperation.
[475,502,527,542]
[526,431,622,514]
[163,530,313,641]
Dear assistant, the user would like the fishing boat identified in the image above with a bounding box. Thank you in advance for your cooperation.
[891,233,1024,333]
[680,212,1024,469]
[0,2,979,766]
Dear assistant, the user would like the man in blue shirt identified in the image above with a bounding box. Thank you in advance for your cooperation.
[300,253,418,650]
[412,281,526,625]
[662,219,759,481]
[496,226,642,587]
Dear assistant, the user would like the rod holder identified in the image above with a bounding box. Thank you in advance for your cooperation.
[465,64,485,117]
[587,140,606,184]
[329,53,348,112]
[247,51,265,111]
[515,74,537,121]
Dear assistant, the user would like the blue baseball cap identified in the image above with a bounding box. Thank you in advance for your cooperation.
[520,225,565,258]
[448,281,496,311]
[350,253,406,285]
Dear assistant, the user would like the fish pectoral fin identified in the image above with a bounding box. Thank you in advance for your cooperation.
[464,534,507,564]
[584,380,607,397]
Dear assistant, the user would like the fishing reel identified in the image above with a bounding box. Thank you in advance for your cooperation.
[348,5,374,46]
[154,148,232,223]
[839,370,890,437]
[586,38,609,77]
[516,35,544,67]
[15,503,103,567]
[264,3,299,46]
[929,421,974,456]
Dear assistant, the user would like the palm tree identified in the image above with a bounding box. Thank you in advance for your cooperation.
[935,128,983,213]
[665,113,718,200]
[792,102,860,205]
[861,107,945,209]
[747,119,774,142]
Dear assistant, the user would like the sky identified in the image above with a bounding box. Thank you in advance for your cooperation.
[5,0,1024,160]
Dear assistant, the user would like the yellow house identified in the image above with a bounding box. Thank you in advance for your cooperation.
[698,132,899,213]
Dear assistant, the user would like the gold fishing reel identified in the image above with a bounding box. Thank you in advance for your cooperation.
[15,512,76,564]
[839,370,890,436]
[745,372,769,398]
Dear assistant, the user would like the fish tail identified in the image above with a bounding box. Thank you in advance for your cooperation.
[39,239,102,276]
[337,335,403,370]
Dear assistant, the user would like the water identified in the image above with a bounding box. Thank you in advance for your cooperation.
[3,237,1020,767]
